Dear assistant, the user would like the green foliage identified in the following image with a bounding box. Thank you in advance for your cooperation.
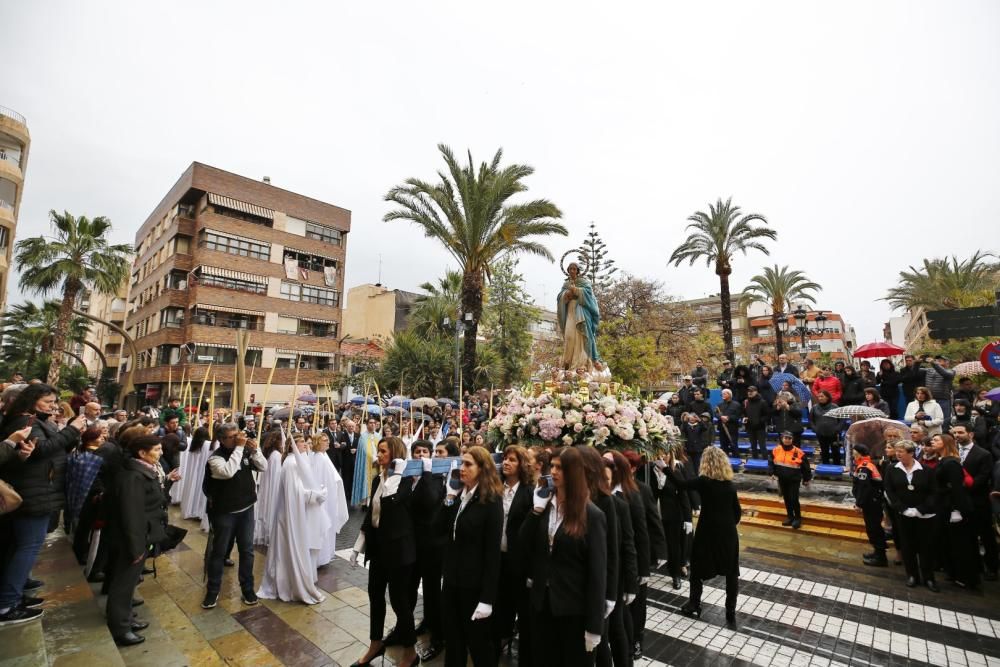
[379,330,453,397]
[597,316,659,386]
[96,367,121,407]
[384,145,567,382]
[741,264,822,354]
[1,301,92,370]
[883,251,998,312]
[409,270,462,339]
[60,364,92,395]
[577,222,618,296]
[480,258,539,386]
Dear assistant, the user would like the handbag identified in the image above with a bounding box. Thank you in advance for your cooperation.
[0,479,23,515]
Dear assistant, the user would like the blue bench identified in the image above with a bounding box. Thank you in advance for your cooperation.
[744,459,770,474]
[814,463,847,478]
[728,457,743,472]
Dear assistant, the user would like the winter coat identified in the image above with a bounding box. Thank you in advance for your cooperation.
[668,472,741,580]
[840,374,866,406]
[742,395,770,429]
[923,362,955,402]
[809,402,845,438]
[0,413,81,517]
[771,406,804,435]
[812,376,842,404]
[652,464,692,523]
[109,458,168,560]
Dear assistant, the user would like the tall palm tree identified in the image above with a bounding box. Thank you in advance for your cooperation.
[741,265,822,355]
[669,197,777,361]
[883,251,999,311]
[15,210,132,385]
[1,301,97,374]
[385,145,566,384]
[409,270,463,338]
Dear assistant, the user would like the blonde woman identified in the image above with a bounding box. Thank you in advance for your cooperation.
[663,446,741,627]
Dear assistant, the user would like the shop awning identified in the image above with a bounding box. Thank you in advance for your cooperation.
[196,265,268,285]
[191,303,265,317]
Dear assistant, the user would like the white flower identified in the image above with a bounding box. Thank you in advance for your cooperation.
[562,434,574,446]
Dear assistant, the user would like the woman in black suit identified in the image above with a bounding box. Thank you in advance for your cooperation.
[349,437,418,667]
[438,445,503,667]
[665,446,742,627]
[927,433,980,590]
[653,446,692,590]
[883,440,939,591]
[105,435,167,646]
[578,445,634,667]
[519,446,607,666]
[493,445,535,657]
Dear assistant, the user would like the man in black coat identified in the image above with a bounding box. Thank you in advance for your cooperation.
[897,354,925,404]
[716,389,742,457]
[716,359,734,392]
[677,376,697,406]
[321,417,340,471]
[774,354,799,378]
[742,386,770,460]
[690,359,709,391]
[955,424,999,580]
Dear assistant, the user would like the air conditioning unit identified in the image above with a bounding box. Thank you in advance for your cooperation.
[299,361,308,369]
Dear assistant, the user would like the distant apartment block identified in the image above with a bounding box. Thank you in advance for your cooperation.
[0,105,29,310]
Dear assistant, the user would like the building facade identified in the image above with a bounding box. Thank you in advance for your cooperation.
[674,293,752,354]
[341,283,421,342]
[75,282,129,379]
[124,163,350,410]
[0,106,29,310]
[748,309,855,362]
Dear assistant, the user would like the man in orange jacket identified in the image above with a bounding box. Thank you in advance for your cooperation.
[769,432,812,529]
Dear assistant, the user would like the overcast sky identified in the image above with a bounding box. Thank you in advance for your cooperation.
[3,1,998,345]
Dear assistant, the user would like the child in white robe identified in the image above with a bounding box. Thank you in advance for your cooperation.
[309,433,350,568]
[254,430,286,546]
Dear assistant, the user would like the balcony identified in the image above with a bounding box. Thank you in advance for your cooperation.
[0,106,26,126]
[191,312,265,331]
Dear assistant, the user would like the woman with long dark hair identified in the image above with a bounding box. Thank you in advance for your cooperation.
[0,383,86,626]
[437,445,503,666]
[927,433,980,590]
[349,436,418,666]
[518,446,607,665]
[840,366,866,406]
[493,445,535,657]
[876,359,901,419]
[653,446,692,590]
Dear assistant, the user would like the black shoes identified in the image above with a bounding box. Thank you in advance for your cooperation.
[241,591,259,606]
[350,644,386,667]
[0,606,43,626]
[114,632,145,647]
[671,577,682,590]
[224,558,235,567]
[131,597,144,607]
[131,620,150,631]
[863,553,888,567]
[20,595,43,609]
[632,640,643,660]
[926,580,939,593]
[419,640,444,661]
[383,627,402,647]
[905,576,917,588]
[23,578,43,591]
[679,602,701,618]
[781,517,794,527]
[725,610,737,628]
[202,592,219,609]
[791,518,802,530]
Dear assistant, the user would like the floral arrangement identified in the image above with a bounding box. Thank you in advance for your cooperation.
[486,387,680,455]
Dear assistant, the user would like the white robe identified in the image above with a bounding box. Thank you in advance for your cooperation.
[179,442,214,520]
[310,451,349,568]
[257,454,331,605]
[169,449,186,504]
[254,451,284,546]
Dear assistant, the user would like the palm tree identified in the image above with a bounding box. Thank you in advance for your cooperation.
[409,270,463,338]
[669,197,777,361]
[384,145,566,383]
[15,210,132,385]
[883,251,999,311]
[1,301,99,376]
[741,265,822,354]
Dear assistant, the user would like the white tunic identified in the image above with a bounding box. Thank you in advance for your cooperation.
[179,441,214,521]
[257,452,331,605]
[310,451,350,568]
[169,449,186,504]
[254,450,284,546]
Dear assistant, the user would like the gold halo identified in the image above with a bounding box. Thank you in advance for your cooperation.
[560,250,590,277]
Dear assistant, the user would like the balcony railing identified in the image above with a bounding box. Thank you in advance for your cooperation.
[0,152,21,169]
[0,106,26,125]
[191,314,266,331]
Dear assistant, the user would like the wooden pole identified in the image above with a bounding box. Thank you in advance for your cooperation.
[195,364,213,423]
[288,355,301,439]
[208,374,216,441]
[260,364,277,417]
[167,366,172,403]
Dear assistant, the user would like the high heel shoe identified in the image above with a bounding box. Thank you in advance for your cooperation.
[349,645,385,667]
[679,602,701,618]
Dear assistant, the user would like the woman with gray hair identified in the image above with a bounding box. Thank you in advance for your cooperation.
[884,440,938,592]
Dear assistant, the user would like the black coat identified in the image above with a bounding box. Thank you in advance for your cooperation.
[670,472,741,580]
[652,465,691,522]
[716,400,742,433]
[503,482,533,559]
[611,494,638,596]
[593,492,620,603]
[0,414,81,516]
[934,457,973,516]
[110,458,168,560]
[410,470,445,549]
[621,489,651,578]
[637,480,668,562]
[361,475,416,568]
[774,363,799,378]
[755,375,777,405]
[962,444,994,509]
[666,402,685,426]
[437,488,503,605]
[335,430,360,473]
[897,364,925,402]
[884,463,935,516]
[742,396,770,429]
[519,501,607,635]
[840,375,866,406]
[772,407,804,435]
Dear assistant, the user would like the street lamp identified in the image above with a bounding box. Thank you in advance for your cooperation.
[442,311,473,404]
[786,306,833,360]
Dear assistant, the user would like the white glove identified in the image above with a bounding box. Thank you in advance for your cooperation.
[390,458,407,476]
[533,483,553,513]
[604,599,615,618]
[422,457,433,473]
[314,487,327,505]
[950,510,963,524]
[525,578,533,589]
[349,550,359,567]
[624,592,636,605]
[585,631,601,652]
[639,576,649,586]
[683,521,693,535]
[656,559,667,568]
[446,460,462,500]
[902,507,919,518]
[471,602,493,621]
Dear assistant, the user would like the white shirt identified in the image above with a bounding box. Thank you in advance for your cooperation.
[500,481,520,552]
[547,496,563,552]
[893,460,935,519]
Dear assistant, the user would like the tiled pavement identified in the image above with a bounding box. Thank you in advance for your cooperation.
[2,502,999,666]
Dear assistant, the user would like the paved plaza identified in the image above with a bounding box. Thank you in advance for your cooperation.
[2,500,999,667]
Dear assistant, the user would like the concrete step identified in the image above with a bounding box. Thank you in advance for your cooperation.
[739,514,870,542]
[738,492,861,519]
[737,491,869,542]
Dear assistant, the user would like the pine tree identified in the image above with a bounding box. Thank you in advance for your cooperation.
[577,222,618,295]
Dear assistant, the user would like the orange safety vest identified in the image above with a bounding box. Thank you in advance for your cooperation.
[772,446,805,469]
[854,456,882,481]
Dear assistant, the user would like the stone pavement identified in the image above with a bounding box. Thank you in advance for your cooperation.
[2,500,999,666]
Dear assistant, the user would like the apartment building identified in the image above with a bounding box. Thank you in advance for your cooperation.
[748,309,856,361]
[674,293,752,350]
[124,163,350,409]
[341,283,422,342]
[0,105,29,310]
[75,283,129,378]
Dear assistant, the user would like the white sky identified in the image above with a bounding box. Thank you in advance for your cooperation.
[2,1,998,344]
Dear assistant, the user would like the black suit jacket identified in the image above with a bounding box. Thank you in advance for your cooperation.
[775,363,799,378]
[337,431,360,472]
[519,501,607,635]
[637,480,668,562]
[410,470,445,549]
[963,444,994,509]
[593,493,620,603]
[612,493,639,596]
[437,488,503,605]
[360,475,416,568]
[621,490,650,578]
[504,483,533,558]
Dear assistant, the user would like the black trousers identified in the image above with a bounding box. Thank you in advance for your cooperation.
[517,584,533,665]
[971,506,999,574]
[690,574,738,614]
[662,519,684,577]
[899,516,936,583]
[492,551,519,645]
[369,557,414,645]
[442,584,496,667]
[861,503,887,552]
[530,592,592,667]
[747,427,767,459]
[206,507,254,596]
[718,426,737,456]
[945,518,981,588]
[777,478,801,519]
[629,583,648,647]
[596,598,631,667]
[106,550,144,639]
[816,435,840,465]
[409,542,442,640]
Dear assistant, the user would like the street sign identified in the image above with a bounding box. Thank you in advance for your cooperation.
[980,341,1000,378]
[927,305,1000,340]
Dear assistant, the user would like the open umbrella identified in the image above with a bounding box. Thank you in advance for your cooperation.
[411,397,438,410]
[349,395,376,405]
[437,398,458,407]
[387,395,411,406]
[270,407,306,420]
[385,406,407,415]
[364,404,383,416]
[298,391,318,404]
[953,361,986,375]
[411,411,432,422]
[846,417,909,458]
[985,387,1000,401]
[824,405,888,420]
[853,341,906,358]
[769,372,811,405]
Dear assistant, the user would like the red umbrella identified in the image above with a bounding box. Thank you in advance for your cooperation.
[853,341,906,358]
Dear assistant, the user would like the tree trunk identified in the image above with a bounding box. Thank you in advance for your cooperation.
[461,269,484,393]
[773,312,785,355]
[718,268,734,362]
[48,280,82,386]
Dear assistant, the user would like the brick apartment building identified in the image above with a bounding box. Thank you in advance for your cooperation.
[123,162,350,410]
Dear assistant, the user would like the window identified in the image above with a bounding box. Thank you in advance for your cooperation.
[754,327,772,337]
[304,222,342,245]
[199,230,270,260]
[191,345,262,366]
[192,308,263,330]
[298,320,337,337]
[209,204,272,227]
[277,316,299,334]
[276,354,334,370]
[280,282,339,306]
[0,226,8,250]
[172,234,191,255]
[284,249,338,273]
[160,308,184,328]
[197,273,267,295]
[111,298,126,312]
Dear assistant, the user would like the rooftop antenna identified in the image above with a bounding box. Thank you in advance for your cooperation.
[375,254,383,287]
